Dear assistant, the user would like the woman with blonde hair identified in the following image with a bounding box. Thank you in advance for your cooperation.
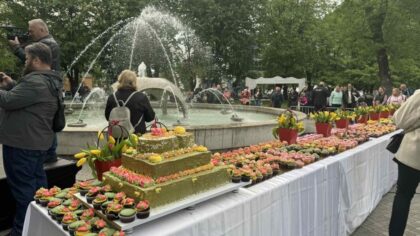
[105,70,155,134]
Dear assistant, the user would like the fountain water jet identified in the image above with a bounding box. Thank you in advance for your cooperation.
[68,87,106,127]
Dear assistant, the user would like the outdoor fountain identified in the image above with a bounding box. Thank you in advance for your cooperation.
[58,6,306,155]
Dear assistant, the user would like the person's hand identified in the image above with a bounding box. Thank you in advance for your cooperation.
[8,37,20,48]
[0,72,13,88]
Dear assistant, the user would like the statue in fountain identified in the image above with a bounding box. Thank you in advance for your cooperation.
[138,62,147,78]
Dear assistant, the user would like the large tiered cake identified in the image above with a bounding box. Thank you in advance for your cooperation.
[102,128,231,208]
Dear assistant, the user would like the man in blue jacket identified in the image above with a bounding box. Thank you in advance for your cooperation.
[0,42,61,236]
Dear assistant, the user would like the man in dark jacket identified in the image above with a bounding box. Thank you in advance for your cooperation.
[312,82,330,111]
[9,18,62,163]
[271,86,283,108]
[0,43,60,236]
[342,83,360,109]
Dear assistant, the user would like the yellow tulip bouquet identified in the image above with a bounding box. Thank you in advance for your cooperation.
[335,110,356,121]
[272,110,304,144]
[309,111,338,124]
[74,127,139,179]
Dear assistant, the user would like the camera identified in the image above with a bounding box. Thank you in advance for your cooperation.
[1,25,30,44]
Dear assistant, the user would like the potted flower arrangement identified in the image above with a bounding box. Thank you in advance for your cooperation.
[73,125,139,180]
[380,105,390,118]
[354,107,369,123]
[310,111,337,137]
[335,110,356,129]
[368,105,382,120]
[389,104,400,116]
[272,110,304,144]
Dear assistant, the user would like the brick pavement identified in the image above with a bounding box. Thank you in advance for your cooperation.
[352,186,420,236]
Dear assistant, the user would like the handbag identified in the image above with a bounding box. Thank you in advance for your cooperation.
[386,132,404,154]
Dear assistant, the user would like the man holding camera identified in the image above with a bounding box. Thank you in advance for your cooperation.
[9,19,61,163]
[0,42,61,236]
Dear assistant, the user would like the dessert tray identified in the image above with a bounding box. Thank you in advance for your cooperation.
[74,181,250,232]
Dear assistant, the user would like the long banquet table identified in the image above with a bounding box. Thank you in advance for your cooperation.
[22,131,398,236]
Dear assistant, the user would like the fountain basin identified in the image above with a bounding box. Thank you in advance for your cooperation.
[58,104,306,155]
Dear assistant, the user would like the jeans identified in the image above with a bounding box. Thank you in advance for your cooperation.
[3,145,48,236]
[389,161,420,236]
[45,133,58,163]
[255,99,261,106]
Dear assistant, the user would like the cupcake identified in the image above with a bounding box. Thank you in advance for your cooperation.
[39,191,54,207]
[48,186,62,196]
[92,219,107,233]
[101,201,112,214]
[54,191,67,199]
[73,209,84,217]
[106,203,122,220]
[69,199,82,211]
[104,192,115,201]
[75,223,92,236]
[47,198,62,214]
[34,188,49,204]
[93,194,107,210]
[114,192,126,203]
[80,208,95,221]
[112,231,125,236]
[121,197,135,209]
[50,205,66,220]
[118,208,136,223]
[241,171,251,182]
[62,199,73,207]
[271,163,280,176]
[55,206,71,223]
[68,220,85,236]
[61,212,77,231]
[135,200,150,219]
[77,181,92,196]
[98,228,116,236]
[231,169,242,183]
[100,185,112,194]
[86,187,101,204]
[256,171,263,183]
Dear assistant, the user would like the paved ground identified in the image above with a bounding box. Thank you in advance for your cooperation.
[352,186,420,236]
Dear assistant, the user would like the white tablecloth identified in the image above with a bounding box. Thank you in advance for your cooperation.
[22,132,398,236]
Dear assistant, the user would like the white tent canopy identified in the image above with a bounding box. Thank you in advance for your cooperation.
[245,76,306,91]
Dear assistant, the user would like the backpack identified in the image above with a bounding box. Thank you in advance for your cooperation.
[45,76,66,132]
[108,91,143,138]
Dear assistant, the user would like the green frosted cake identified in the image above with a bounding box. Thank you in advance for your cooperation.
[122,151,211,179]
[103,128,231,208]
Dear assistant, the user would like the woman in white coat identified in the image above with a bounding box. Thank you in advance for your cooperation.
[389,89,420,236]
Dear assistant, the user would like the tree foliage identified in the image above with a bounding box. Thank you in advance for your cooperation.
[0,0,419,93]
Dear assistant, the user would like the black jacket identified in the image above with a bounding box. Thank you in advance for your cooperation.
[105,88,155,134]
[14,35,61,72]
[312,86,329,107]
[342,89,359,108]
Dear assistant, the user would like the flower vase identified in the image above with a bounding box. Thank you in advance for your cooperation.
[315,123,332,137]
[390,109,395,116]
[278,128,298,144]
[335,119,349,129]
[95,159,122,181]
[369,112,380,120]
[380,111,389,118]
[357,115,368,124]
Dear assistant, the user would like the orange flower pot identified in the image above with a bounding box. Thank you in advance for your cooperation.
[95,159,122,180]
[357,115,368,124]
[315,123,332,137]
[335,119,349,129]
[380,111,390,118]
[369,112,380,120]
[278,128,298,144]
